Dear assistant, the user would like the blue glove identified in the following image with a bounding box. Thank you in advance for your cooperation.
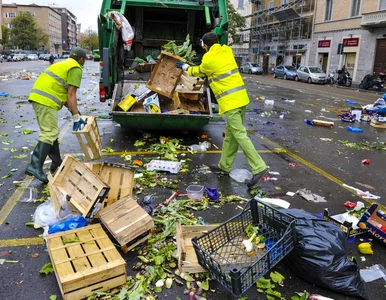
[205,187,220,201]
[176,61,190,71]
[72,114,86,131]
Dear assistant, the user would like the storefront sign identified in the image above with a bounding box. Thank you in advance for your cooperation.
[318,40,331,48]
[343,38,359,47]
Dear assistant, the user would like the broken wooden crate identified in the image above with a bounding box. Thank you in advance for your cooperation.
[179,71,205,91]
[176,222,217,273]
[52,155,110,218]
[99,195,154,253]
[72,116,102,161]
[89,162,135,207]
[47,224,126,300]
[146,51,185,98]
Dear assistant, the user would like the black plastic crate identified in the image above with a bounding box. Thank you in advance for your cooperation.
[192,198,295,296]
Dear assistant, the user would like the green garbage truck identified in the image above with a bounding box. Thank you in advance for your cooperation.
[98,0,229,130]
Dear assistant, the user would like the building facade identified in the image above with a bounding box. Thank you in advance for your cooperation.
[54,7,78,51]
[247,0,316,73]
[310,0,386,82]
[230,0,253,63]
[0,0,2,40]
[1,3,62,54]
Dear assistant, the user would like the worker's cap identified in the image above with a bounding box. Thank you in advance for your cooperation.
[70,47,87,60]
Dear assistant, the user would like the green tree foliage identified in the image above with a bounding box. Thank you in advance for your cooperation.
[37,28,49,50]
[79,27,99,51]
[10,11,40,50]
[227,0,246,45]
[0,25,12,48]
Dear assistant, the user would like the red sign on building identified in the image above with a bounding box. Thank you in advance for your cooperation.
[318,40,331,48]
[343,38,359,47]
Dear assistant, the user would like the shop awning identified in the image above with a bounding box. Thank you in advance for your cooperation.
[272,8,300,22]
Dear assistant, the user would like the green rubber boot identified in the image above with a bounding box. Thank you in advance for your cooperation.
[49,139,62,174]
[25,141,52,184]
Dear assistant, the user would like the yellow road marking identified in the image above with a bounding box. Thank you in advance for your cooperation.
[248,130,385,210]
[0,177,34,226]
[0,237,45,248]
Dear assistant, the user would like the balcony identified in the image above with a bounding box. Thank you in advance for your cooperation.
[361,10,386,27]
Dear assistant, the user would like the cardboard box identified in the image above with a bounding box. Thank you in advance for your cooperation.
[358,203,386,245]
[143,93,161,113]
[47,224,126,300]
[323,208,365,237]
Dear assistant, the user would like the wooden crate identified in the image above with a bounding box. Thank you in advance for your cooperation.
[52,155,110,218]
[176,222,217,273]
[47,224,126,300]
[99,196,154,253]
[179,71,205,91]
[89,162,135,207]
[146,51,185,98]
[72,116,102,161]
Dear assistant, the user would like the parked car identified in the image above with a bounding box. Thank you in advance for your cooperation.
[0,56,3,63]
[40,54,51,61]
[6,55,13,62]
[297,66,327,84]
[273,65,298,80]
[27,54,39,61]
[240,62,263,74]
[12,54,27,62]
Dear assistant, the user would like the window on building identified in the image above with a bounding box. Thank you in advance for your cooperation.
[350,0,361,17]
[380,0,386,10]
[238,0,244,9]
[324,0,333,21]
[4,12,17,18]
[267,1,274,15]
[281,0,289,4]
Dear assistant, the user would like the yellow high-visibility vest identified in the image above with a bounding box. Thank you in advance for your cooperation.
[29,58,82,110]
[188,44,249,114]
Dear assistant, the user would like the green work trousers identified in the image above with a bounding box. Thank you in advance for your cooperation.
[219,106,267,175]
[32,102,59,145]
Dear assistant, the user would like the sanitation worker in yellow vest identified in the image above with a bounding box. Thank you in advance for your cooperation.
[176,32,268,189]
[25,47,87,184]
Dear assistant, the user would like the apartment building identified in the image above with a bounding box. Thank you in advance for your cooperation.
[1,3,62,54]
[229,0,253,62]
[54,7,78,50]
[246,0,316,73]
[310,0,386,82]
[0,0,2,40]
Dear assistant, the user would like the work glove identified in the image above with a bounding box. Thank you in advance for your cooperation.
[72,114,86,131]
[176,61,190,71]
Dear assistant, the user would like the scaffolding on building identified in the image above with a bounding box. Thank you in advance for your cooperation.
[243,0,315,65]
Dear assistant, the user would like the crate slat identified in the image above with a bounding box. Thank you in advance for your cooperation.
[47,224,126,299]
[99,196,154,249]
[72,116,102,161]
[52,155,110,217]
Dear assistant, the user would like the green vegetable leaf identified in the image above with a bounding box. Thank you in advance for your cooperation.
[39,262,54,275]
[104,146,114,153]
[22,129,34,135]
[291,291,310,300]
[49,295,57,300]
[0,132,8,137]
[154,255,165,266]
[153,287,162,293]
[62,237,80,244]
[1,172,12,179]
[201,278,209,291]
[134,140,146,147]
[117,288,127,300]
[13,154,27,159]
[10,148,18,153]
[270,271,285,284]
[256,277,275,290]
[266,288,283,298]
[25,222,35,227]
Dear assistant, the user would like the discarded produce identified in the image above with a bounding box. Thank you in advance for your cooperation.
[358,242,373,255]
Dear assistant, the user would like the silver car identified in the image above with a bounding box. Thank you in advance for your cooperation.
[297,66,327,84]
[240,62,263,75]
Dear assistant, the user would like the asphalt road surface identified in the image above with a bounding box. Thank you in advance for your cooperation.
[0,60,385,300]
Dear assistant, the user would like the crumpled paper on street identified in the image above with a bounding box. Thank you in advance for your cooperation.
[296,188,327,203]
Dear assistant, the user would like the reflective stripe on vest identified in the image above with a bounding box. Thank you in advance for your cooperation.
[31,89,63,108]
[208,68,239,84]
[216,86,246,101]
[45,70,68,89]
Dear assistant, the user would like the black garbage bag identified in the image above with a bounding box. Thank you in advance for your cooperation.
[282,209,369,300]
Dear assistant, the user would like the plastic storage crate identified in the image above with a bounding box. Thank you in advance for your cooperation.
[192,198,295,296]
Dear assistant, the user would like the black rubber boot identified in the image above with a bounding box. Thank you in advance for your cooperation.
[49,139,62,174]
[247,168,269,190]
[25,141,52,184]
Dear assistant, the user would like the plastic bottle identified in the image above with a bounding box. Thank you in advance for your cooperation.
[189,141,211,152]
[347,126,363,133]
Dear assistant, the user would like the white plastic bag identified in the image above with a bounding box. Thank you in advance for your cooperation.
[229,169,252,183]
[32,200,60,229]
[107,12,134,51]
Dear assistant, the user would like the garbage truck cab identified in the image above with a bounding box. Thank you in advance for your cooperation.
[98,0,228,130]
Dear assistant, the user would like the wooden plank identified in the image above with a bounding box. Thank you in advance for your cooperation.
[47,173,63,217]
[64,233,91,273]
[121,232,152,254]
[90,226,121,262]
[63,274,126,300]
[48,236,74,278]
